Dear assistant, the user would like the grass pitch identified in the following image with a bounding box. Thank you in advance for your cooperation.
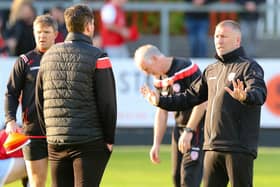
[5,146,280,187]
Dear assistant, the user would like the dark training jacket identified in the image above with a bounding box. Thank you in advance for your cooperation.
[158,47,267,158]
[154,57,205,148]
[154,58,202,126]
[36,33,117,145]
[5,49,44,136]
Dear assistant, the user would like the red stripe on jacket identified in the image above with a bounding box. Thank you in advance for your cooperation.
[154,63,199,88]
[96,57,112,69]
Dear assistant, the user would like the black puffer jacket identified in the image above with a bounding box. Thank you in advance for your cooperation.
[158,47,267,158]
[36,33,117,145]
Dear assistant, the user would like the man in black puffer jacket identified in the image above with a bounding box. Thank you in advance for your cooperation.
[35,4,117,187]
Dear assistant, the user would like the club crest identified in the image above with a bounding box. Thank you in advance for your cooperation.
[172,83,181,93]
[228,72,236,82]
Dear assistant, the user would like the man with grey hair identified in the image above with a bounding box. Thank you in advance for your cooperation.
[134,44,206,187]
[140,20,267,187]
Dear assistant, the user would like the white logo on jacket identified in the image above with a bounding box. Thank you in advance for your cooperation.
[227,72,236,82]
[208,77,216,80]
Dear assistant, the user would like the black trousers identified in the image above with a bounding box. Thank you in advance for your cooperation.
[203,151,254,187]
[48,139,111,187]
[172,126,203,187]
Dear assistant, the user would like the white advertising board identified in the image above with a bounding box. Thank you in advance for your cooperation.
[0,57,279,128]
[0,57,19,129]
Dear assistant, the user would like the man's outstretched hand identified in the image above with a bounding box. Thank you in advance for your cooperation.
[140,85,159,106]
[225,79,247,102]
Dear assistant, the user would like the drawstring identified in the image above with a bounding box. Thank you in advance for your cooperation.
[27,135,46,139]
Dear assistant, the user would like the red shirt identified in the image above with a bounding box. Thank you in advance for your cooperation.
[100,3,126,47]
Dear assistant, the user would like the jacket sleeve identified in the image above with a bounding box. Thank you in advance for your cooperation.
[242,61,267,106]
[35,67,45,132]
[4,58,26,124]
[158,73,208,111]
[94,54,117,144]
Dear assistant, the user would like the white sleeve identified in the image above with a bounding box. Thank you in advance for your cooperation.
[101,4,116,24]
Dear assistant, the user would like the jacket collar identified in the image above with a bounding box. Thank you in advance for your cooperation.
[34,48,44,55]
[215,47,246,63]
[65,32,92,45]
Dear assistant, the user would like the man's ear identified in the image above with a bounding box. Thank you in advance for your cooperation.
[236,35,241,46]
[84,22,91,33]
[152,55,161,63]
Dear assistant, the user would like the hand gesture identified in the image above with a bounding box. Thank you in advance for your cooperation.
[178,131,193,154]
[225,79,247,102]
[140,85,159,106]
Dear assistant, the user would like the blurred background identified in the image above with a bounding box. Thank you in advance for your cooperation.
[1,0,280,57]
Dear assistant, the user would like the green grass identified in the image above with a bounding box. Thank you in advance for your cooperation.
[5,146,280,187]
[101,146,172,187]
[253,147,280,187]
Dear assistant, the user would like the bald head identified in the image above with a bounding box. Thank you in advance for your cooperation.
[134,44,167,77]
[134,44,162,67]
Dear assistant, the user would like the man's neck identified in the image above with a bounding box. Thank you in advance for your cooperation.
[162,57,173,75]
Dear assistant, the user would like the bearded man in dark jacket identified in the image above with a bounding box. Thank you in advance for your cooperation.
[35,4,117,187]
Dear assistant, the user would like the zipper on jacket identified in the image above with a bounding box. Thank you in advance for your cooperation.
[209,64,225,144]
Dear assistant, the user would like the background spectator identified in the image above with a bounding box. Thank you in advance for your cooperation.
[5,0,36,56]
[49,5,67,43]
[184,0,215,58]
[236,0,265,57]
[0,14,9,56]
[100,0,138,58]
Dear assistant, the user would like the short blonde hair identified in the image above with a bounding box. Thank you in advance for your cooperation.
[33,14,58,31]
